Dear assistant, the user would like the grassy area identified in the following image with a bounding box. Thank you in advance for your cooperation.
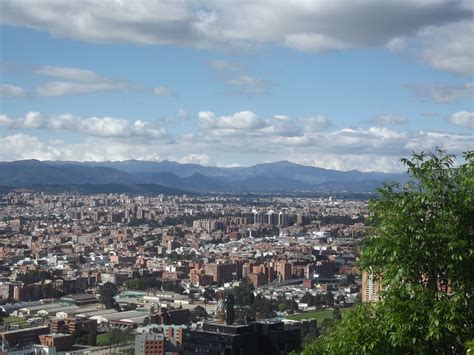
[96,333,111,346]
[2,316,26,325]
[97,331,135,347]
[285,308,350,324]
[1,316,48,329]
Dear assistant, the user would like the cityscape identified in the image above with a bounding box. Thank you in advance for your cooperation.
[0,190,369,353]
[0,1,473,354]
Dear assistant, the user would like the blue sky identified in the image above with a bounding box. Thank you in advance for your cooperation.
[0,0,472,171]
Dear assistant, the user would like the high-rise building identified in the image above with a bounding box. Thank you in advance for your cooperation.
[361,271,382,302]
[183,321,300,355]
[278,212,288,227]
[205,262,239,285]
[253,210,265,225]
[135,333,164,355]
[267,210,278,225]
[248,272,267,288]
[277,261,292,282]
[296,214,308,226]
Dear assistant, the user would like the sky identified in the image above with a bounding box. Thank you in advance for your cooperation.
[0,0,473,172]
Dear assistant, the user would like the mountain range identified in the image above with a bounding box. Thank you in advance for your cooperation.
[0,159,406,194]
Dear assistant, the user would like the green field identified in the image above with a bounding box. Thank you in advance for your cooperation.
[96,331,135,347]
[285,308,350,324]
[2,316,48,329]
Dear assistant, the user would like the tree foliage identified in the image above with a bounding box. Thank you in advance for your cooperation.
[203,287,216,303]
[162,280,185,294]
[191,305,208,322]
[303,150,474,354]
[125,277,161,291]
[227,278,255,306]
[98,282,118,309]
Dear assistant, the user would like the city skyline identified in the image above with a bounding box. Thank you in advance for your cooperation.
[0,0,473,172]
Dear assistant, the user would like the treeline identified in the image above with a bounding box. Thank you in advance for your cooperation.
[124,277,162,291]
[227,280,298,322]
[124,278,184,294]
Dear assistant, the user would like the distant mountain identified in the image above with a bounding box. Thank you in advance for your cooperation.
[0,183,191,196]
[0,159,406,194]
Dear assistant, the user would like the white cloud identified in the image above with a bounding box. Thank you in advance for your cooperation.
[0,115,13,126]
[294,153,402,172]
[1,0,472,77]
[226,75,262,86]
[0,111,166,139]
[198,111,301,138]
[22,111,42,128]
[447,111,473,128]
[0,134,61,161]
[159,108,190,125]
[153,86,175,96]
[35,65,105,82]
[0,84,27,97]
[284,32,349,52]
[225,75,269,95]
[406,83,474,103]
[0,134,163,161]
[179,154,210,165]
[386,37,407,52]
[34,65,129,96]
[199,111,266,131]
[299,116,332,131]
[371,114,408,125]
[79,117,165,138]
[210,60,240,72]
[1,123,472,172]
[177,108,189,121]
[416,20,474,76]
[37,81,127,96]
[210,60,270,96]
[1,109,473,172]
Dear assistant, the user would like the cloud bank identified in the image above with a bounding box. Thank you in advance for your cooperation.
[1,0,472,75]
[1,110,472,172]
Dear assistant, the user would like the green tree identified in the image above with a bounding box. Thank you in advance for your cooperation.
[162,280,185,294]
[87,328,97,346]
[228,279,255,306]
[203,288,216,303]
[98,282,118,309]
[301,292,315,306]
[303,150,474,354]
[125,277,161,291]
[191,305,208,322]
[323,292,334,307]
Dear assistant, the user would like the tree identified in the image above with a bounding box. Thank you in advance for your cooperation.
[125,277,161,291]
[191,305,208,322]
[87,328,97,346]
[203,288,216,303]
[303,150,474,354]
[301,292,315,306]
[323,292,334,307]
[98,282,118,309]
[162,280,185,294]
[228,279,255,306]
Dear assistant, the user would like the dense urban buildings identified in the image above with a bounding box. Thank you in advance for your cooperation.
[0,191,368,353]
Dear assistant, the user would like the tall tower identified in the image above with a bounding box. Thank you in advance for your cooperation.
[225,294,235,325]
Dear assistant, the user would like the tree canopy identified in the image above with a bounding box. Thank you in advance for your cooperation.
[98,282,118,309]
[302,150,473,354]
